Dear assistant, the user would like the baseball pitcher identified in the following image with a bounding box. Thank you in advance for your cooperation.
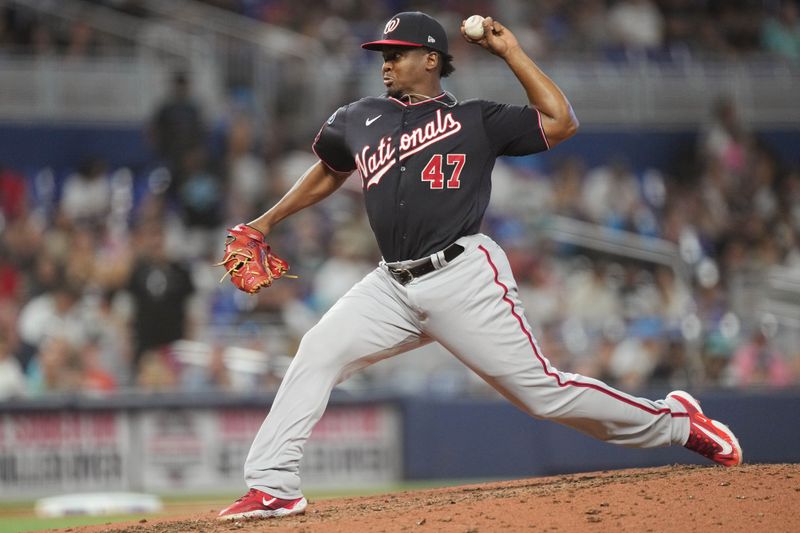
[217,12,742,520]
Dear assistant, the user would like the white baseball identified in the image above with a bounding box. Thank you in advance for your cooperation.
[464,15,485,40]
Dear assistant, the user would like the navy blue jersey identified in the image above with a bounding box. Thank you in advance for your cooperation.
[313,92,549,262]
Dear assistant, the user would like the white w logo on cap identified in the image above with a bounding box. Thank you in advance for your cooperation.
[384,18,399,34]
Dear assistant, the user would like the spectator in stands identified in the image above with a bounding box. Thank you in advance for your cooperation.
[777,168,800,266]
[60,157,111,227]
[79,338,118,393]
[41,210,77,272]
[0,261,21,379]
[225,112,269,222]
[62,226,102,291]
[694,16,735,58]
[517,254,563,328]
[658,0,704,55]
[721,3,763,53]
[0,240,23,311]
[731,318,794,388]
[136,348,178,391]
[123,220,195,376]
[0,164,28,221]
[607,317,664,389]
[618,264,661,321]
[564,0,609,54]
[311,227,375,313]
[702,331,736,386]
[148,71,207,193]
[26,251,62,298]
[26,335,82,395]
[698,158,735,241]
[750,146,781,222]
[83,289,133,387]
[16,276,87,372]
[180,345,231,392]
[606,0,664,53]
[30,20,56,56]
[177,145,224,257]
[581,156,640,229]
[565,260,622,328]
[650,335,691,389]
[654,266,693,327]
[550,156,586,218]
[0,329,26,400]
[700,95,752,177]
[762,0,800,62]
[65,19,96,59]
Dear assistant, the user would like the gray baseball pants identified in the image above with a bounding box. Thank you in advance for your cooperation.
[244,233,690,498]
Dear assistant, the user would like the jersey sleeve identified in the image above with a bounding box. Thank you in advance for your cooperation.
[481,101,550,156]
[312,105,356,172]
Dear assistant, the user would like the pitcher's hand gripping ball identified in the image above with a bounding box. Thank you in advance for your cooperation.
[464,15,486,39]
[217,224,292,293]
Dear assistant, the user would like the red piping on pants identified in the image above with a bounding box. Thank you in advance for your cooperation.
[478,245,687,419]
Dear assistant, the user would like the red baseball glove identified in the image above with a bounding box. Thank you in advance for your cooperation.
[216,224,291,293]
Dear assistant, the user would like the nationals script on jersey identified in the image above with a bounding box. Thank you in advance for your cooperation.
[313,93,549,262]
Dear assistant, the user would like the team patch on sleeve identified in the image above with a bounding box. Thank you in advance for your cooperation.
[326,109,338,125]
[313,105,357,172]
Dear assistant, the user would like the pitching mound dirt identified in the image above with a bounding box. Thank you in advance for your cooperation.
[66,463,798,533]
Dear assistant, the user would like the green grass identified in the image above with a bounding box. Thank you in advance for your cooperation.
[0,514,151,533]
[0,497,186,533]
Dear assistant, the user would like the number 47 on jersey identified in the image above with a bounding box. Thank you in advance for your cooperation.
[421,154,465,189]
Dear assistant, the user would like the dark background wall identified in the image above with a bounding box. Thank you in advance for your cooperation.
[1,125,798,177]
[401,389,799,480]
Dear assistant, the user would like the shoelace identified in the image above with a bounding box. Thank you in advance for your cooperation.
[234,488,259,503]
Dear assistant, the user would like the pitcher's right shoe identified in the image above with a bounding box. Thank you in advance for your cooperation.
[668,390,742,467]
[217,488,307,520]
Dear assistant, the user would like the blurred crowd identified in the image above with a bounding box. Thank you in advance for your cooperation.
[230,0,800,63]
[1,0,799,401]
[486,93,800,393]
[1,76,798,401]
[2,0,800,63]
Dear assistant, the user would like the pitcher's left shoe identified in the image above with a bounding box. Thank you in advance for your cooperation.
[217,488,307,520]
[668,390,742,467]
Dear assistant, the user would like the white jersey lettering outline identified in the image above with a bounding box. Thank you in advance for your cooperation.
[356,109,462,188]
[355,136,396,189]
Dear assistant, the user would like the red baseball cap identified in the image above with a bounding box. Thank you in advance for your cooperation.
[361,12,449,55]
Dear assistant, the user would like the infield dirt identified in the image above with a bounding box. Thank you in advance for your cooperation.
[60,463,799,533]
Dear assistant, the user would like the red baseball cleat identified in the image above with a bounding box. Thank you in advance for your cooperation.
[668,390,742,467]
[217,488,307,520]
